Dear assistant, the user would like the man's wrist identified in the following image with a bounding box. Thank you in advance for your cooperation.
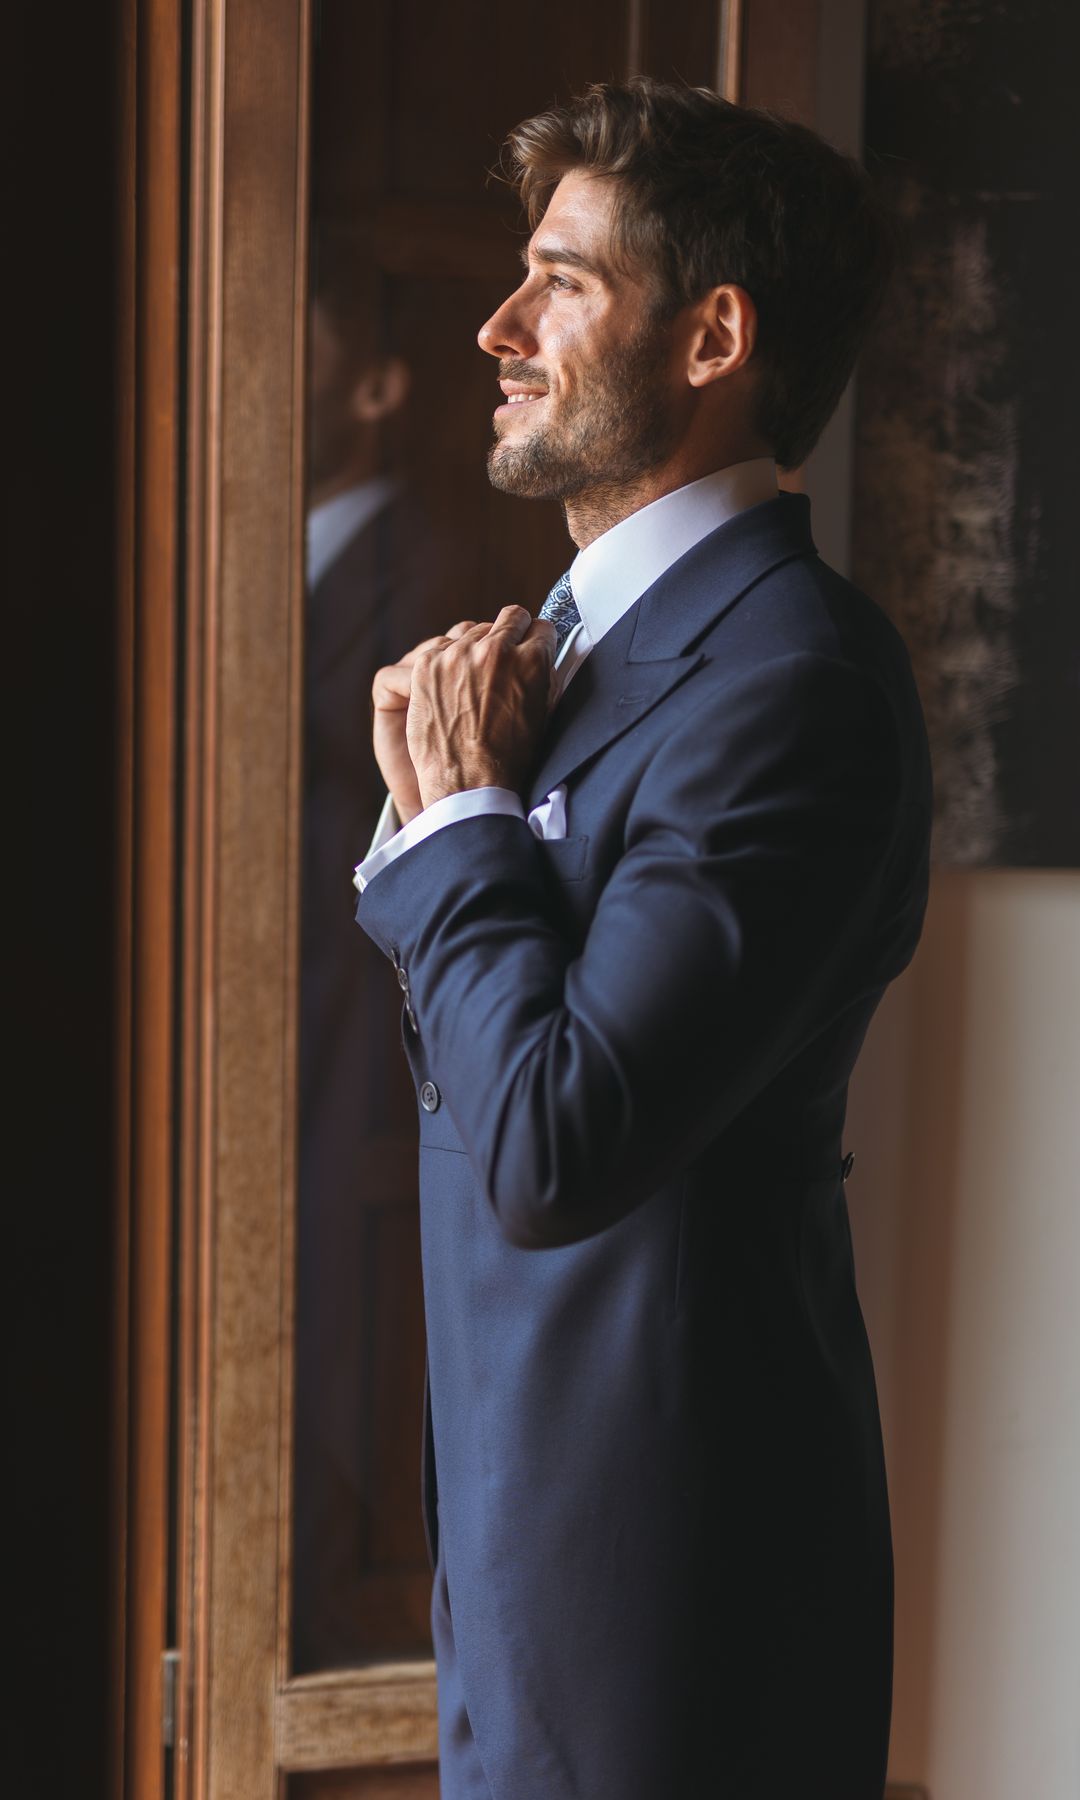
[419,763,513,809]
[354,786,528,894]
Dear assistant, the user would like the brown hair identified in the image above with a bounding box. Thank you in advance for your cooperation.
[503,79,895,470]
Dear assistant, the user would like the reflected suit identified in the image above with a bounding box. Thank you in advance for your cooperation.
[294,484,441,1669]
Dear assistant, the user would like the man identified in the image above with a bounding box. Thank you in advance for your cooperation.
[353,80,931,1799]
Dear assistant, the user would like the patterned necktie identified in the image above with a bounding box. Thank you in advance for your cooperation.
[538,570,581,654]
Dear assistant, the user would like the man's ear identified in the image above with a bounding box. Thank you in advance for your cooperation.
[685,284,757,388]
[349,354,412,424]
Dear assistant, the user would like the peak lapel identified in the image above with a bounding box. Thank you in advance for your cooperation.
[526,493,815,807]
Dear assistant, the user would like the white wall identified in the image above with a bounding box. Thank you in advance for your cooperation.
[846,870,1080,1800]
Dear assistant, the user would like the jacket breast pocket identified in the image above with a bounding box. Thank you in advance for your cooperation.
[541,834,589,883]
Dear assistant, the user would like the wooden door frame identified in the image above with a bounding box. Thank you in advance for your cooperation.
[178,0,443,1788]
[181,0,324,1788]
[112,0,183,1794]
[170,3,757,1789]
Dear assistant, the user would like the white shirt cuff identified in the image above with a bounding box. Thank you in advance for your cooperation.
[365,790,403,859]
[353,787,527,892]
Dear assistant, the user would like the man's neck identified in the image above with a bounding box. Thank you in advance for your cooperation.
[563,442,773,549]
[563,474,667,550]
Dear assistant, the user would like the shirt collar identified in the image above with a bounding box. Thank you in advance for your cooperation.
[568,458,778,649]
[306,476,397,590]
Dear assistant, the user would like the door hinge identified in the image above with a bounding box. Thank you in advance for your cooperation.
[162,1648,181,1747]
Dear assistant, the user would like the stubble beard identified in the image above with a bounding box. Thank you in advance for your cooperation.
[486,319,679,510]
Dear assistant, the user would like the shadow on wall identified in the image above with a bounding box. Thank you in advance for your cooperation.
[847,876,971,1780]
[846,869,1080,1800]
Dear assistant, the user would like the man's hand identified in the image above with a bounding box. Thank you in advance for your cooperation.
[406,605,558,809]
[372,620,482,825]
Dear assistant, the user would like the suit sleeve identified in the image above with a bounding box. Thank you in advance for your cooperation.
[355,651,909,1247]
[353,786,525,891]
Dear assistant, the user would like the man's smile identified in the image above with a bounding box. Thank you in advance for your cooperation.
[495,378,550,419]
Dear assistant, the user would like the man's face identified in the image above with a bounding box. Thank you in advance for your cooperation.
[308,299,362,491]
[478,173,684,501]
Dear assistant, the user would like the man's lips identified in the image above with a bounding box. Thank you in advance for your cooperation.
[495,380,549,418]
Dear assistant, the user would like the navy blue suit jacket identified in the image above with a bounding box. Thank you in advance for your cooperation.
[355,493,932,1799]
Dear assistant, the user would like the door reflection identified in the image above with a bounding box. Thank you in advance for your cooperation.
[293,221,442,1670]
[291,0,577,1675]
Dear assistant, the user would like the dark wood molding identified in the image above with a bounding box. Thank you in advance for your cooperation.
[741,0,820,119]
[112,0,184,1795]
[276,1665,439,1770]
[718,0,746,99]
[179,0,313,1791]
[289,1768,439,1800]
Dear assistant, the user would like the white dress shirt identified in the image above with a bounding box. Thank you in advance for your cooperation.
[353,458,777,891]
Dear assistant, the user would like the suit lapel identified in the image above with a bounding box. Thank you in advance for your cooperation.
[528,615,702,808]
[527,493,815,806]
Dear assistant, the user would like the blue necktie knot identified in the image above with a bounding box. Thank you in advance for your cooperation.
[538,570,581,652]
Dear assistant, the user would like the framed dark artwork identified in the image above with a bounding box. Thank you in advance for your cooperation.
[854,0,1080,867]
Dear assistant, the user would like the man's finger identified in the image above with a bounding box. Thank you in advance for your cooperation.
[445,619,483,641]
[400,633,454,668]
[372,662,414,706]
[486,604,534,643]
[528,616,558,656]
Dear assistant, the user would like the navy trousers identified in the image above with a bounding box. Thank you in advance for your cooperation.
[431,1547,494,1800]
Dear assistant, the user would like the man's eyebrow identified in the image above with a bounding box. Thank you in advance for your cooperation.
[519,241,607,279]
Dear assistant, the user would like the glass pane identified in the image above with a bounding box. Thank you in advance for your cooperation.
[290,0,650,1675]
[292,200,442,1667]
[290,2,578,1674]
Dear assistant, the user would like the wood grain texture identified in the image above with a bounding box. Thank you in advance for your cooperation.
[184,1,311,1795]
[718,0,746,100]
[289,1766,439,1799]
[174,2,223,1789]
[277,1666,439,1770]
[741,0,820,121]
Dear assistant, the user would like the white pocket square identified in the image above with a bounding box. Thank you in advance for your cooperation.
[527,784,568,842]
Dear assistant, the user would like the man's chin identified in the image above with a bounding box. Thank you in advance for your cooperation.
[486,438,578,501]
[487,441,550,499]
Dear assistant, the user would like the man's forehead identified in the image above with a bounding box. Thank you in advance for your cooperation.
[525,171,621,275]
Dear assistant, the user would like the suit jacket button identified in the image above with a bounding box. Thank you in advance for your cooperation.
[396,966,410,991]
[841,1151,855,1182]
[420,1081,440,1113]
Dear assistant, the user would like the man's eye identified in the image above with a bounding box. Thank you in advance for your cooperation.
[549,275,578,292]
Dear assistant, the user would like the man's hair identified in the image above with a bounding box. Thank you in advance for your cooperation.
[311,219,385,370]
[502,79,895,470]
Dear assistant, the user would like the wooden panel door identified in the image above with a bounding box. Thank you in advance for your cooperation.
[168,4,753,1798]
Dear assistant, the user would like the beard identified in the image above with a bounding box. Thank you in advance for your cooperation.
[486,317,680,502]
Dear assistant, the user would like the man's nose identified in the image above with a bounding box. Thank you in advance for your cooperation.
[477,289,537,360]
